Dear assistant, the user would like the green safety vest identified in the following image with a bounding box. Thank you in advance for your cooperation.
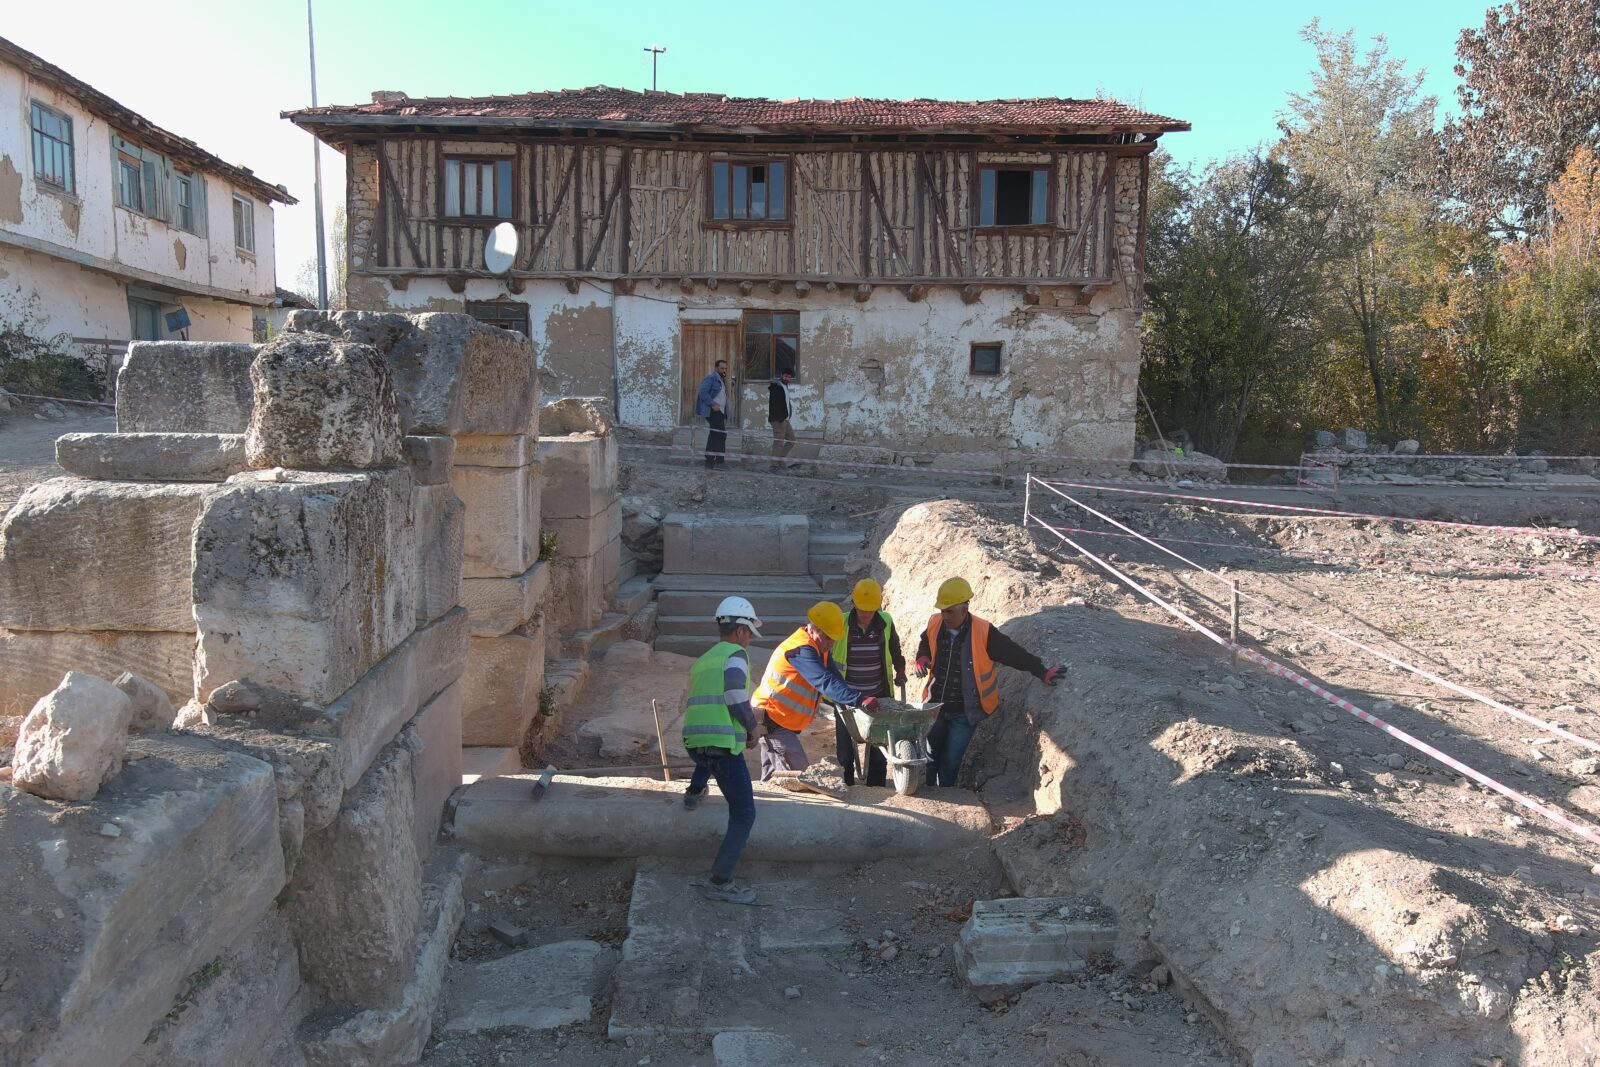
[833,609,897,688]
[683,641,750,754]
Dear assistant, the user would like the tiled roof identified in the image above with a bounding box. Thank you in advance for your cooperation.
[287,86,1188,134]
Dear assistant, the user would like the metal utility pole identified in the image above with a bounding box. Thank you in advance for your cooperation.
[644,45,666,91]
[308,0,329,309]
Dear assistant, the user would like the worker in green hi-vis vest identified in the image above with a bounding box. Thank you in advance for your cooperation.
[681,595,764,905]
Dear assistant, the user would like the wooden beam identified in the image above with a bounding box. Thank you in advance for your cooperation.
[615,277,636,295]
[563,278,582,294]
[1022,284,1041,305]
[507,277,525,295]
[389,274,409,291]
[961,283,983,305]
[862,158,909,274]
[825,280,839,293]
[738,280,755,296]
[767,279,784,294]
[854,283,873,303]
[705,277,719,291]
[446,275,467,294]
[794,279,812,299]
[525,148,580,269]
[378,150,425,268]
[679,276,695,294]
[583,147,630,272]
[904,283,928,302]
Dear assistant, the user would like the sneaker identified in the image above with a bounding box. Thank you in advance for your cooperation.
[683,786,706,810]
[700,879,757,905]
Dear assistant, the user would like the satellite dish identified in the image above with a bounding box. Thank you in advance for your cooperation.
[485,222,519,275]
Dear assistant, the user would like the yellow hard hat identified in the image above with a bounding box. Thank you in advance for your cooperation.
[851,579,883,612]
[806,601,847,642]
[935,577,973,611]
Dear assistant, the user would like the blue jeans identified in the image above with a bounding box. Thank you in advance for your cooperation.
[689,747,756,881]
[926,712,975,787]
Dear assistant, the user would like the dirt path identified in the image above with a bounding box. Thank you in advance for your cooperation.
[0,408,114,512]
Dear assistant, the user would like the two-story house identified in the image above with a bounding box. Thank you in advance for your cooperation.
[1,36,294,372]
[287,87,1185,455]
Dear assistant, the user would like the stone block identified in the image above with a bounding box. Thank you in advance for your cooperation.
[120,912,306,1067]
[245,334,402,470]
[0,478,216,632]
[441,940,615,1034]
[541,396,614,435]
[0,629,195,717]
[321,606,468,791]
[548,499,621,562]
[192,719,345,839]
[114,672,177,732]
[953,897,1118,991]
[402,682,463,859]
[115,341,256,434]
[299,854,468,1067]
[546,553,605,635]
[13,671,135,801]
[402,434,454,486]
[192,470,417,705]
[286,311,538,436]
[538,433,618,520]
[462,562,548,637]
[451,460,540,579]
[662,513,809,576]
[1339,427,1369,451]
[6,734,285,1067]
[55,432,247,482]
[288,740,421,1008]
[461,630,546,747]
[1394,439,1420,456]
[413,483,464,624]
[455,433,530,467]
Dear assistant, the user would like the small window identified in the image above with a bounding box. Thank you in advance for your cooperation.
[30,102,74,192]
[113,135,164,219]
[710,159,787,222]
[466,300,530,337]
[233,196,256,253]
[970,342,1003,376]
[444,157,513,219]
[977,166,1050,227]
[743,311,799,381]
[117,154,145,213]
[174,173,198,234]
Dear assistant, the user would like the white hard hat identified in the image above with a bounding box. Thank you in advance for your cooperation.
[713,595,763,637]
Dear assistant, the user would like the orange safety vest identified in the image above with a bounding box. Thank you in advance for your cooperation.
[923,615,1000,715]
[754,627,830,732]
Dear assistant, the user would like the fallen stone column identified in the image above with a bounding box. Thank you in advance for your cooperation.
[451,774,993,861]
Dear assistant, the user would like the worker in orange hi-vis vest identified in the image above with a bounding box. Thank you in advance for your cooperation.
[751,601,878,780]
[912,577,1065,787]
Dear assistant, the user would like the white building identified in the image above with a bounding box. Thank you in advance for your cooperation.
[0,36,294,373]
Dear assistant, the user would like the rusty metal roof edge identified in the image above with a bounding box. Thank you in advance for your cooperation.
[1,35,296,205]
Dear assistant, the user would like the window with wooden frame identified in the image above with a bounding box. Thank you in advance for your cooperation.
[709,159,788,223]
[232,195,256,254]
[173,171,206,235]
[443,156,513,219]
[30,102,74,193]
[970,342,1003,376]
[743,311,799,381]
[976,164,1051,227]
[113,134,167,219]
[466,300,530,337]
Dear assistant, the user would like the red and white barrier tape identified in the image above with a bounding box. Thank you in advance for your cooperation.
[3,391,114,408]
[1031,477,1600,753]
[1032,478,1600,543]
[1022,505,1600,848]
[1302,450,1600,463]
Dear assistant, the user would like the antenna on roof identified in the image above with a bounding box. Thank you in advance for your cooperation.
[643,45,666,92]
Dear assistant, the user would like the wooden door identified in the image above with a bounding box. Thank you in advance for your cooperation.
[679,322,742,425]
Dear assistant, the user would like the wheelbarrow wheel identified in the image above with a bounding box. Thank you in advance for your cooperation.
[891,739,921,796]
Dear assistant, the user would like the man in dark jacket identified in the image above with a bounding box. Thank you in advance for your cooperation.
[768,366,796,471]
[913,577,1064,787]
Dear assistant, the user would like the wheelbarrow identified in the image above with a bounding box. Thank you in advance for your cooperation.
[830,689,941,796]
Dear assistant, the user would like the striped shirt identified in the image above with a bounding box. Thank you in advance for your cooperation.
[843,613,889,696]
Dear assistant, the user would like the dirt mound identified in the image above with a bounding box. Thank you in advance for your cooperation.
[866,498,1600,1067]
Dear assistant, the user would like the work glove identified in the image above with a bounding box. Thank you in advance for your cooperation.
[913,656,932,678]
[859,696,880,714]
[1043,665,1066,687]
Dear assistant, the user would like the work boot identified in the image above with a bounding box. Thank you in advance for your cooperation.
[683,785,706,810]
[701,879,757,905]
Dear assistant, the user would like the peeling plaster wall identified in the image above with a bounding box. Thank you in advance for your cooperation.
[353,274,1138,455]
[0,56,276,346]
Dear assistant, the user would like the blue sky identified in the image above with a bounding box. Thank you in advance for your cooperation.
[5,0,1490,288]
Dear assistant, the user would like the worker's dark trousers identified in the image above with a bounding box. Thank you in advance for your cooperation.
[688,747,755,881]
[704,410,727,466]
[835,716,887,786]
[925,709,976,787]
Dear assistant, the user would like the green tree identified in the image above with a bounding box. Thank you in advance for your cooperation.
[1278,21,1438,440]
[1141,152,1339,459]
